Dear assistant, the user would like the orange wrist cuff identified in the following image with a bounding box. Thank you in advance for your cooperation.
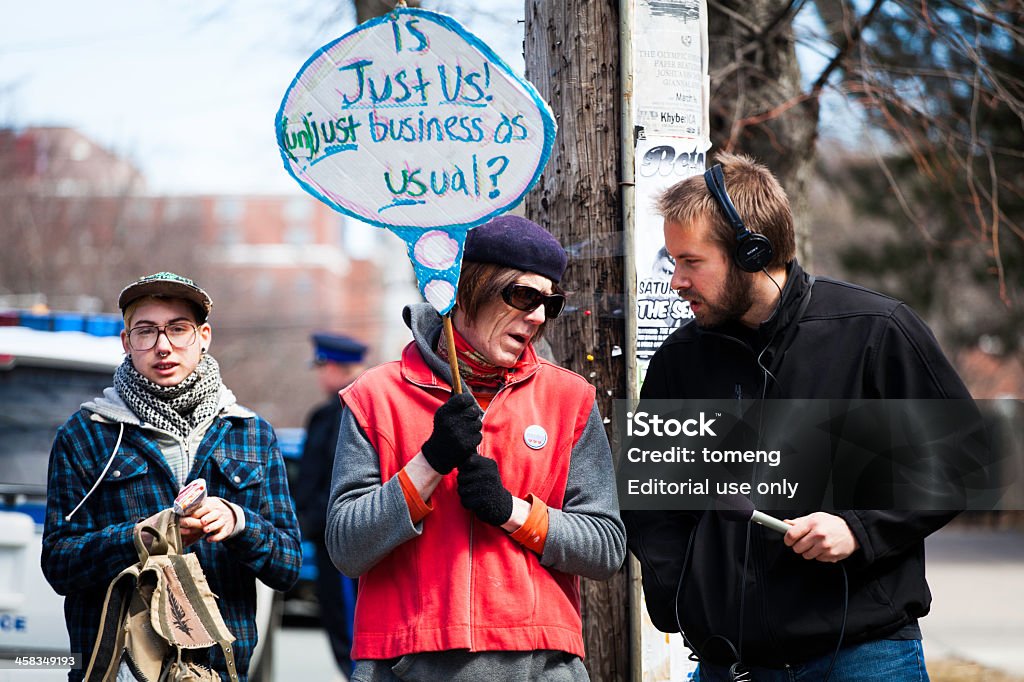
[398,468,433,524]
[509,493,549,555]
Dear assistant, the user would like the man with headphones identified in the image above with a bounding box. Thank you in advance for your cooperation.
[624,153,974,681]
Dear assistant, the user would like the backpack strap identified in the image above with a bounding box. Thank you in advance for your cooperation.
[219,641,240,682]
[134,509,183,563]
[83,568,137,682]
[84,513,178,682]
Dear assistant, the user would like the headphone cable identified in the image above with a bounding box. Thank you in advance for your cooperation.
[673,519,704,664]
[736,521,752,663]
[673,516,756,680]
[822,563,850,682]
[756,267,785,399]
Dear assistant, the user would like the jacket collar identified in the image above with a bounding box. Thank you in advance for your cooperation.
[758,260,812,341]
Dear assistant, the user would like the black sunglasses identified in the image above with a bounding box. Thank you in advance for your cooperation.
[501,284,566,318]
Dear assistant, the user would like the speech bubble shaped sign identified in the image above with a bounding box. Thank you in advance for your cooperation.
[277,7,556,314]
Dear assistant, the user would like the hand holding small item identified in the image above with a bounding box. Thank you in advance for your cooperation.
[179,498,236,542]
[137,478,208,549]
[179,486,237,544]
[137,478,237,547]
[175,478,213,546]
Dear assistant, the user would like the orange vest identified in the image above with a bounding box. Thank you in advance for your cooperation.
[340,342,597,659]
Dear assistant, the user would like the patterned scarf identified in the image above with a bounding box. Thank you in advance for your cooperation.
[436,324,537,389]
[115,354,223,445]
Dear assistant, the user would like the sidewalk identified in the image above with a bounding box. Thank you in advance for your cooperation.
[922,526,1024,675]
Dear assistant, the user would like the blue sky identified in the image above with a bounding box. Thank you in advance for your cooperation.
[0,1,524,195]
[2,2,856,196]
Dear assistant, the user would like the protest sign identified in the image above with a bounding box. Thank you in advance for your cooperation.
[277,6,556,315]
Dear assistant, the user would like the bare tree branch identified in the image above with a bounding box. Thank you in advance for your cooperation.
[809,0,885,95]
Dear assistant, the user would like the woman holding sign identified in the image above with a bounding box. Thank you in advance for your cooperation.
[326,215,625,681]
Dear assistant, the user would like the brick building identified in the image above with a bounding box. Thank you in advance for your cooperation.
[1,126,414,426]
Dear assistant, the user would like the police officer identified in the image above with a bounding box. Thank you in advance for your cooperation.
[294,333,367,679]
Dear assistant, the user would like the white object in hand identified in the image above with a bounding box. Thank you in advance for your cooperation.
[173,479,207,516]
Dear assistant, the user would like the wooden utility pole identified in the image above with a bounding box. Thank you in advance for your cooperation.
[523,2,630,680]
[354,0,419,24]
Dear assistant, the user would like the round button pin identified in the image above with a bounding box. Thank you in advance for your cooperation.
[524,424,548,450]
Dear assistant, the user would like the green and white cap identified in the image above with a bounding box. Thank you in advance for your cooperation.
[118,272,213,322]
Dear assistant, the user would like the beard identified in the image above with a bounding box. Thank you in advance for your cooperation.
[684,265,755,328]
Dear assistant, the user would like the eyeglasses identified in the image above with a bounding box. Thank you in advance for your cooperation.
[127,322,198,351]
[501,284,566,319]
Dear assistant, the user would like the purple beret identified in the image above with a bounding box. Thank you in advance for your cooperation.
[464,215,568,283]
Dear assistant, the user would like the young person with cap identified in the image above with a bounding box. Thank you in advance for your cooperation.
[293,333,367,679]
[326,216,626,681]
[625,153,977,681]
[42,272,301,682]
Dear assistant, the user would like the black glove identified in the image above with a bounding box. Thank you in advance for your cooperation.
[421,393,483,475]
[456,454,514,526]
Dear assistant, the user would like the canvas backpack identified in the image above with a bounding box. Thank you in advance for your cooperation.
[84,508,240,682]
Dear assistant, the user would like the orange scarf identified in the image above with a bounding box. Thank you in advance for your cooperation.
[436,324,536,390]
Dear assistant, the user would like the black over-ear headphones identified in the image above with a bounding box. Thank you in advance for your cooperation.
[704,164,774,273]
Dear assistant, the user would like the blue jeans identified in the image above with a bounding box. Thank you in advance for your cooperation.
[692,639,929,682]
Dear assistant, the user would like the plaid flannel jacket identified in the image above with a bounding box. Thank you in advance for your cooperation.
[42,407,301,682]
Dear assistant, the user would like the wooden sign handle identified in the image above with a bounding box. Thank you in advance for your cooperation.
[442,314,463,395]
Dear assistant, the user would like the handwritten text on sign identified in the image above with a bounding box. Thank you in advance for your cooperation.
[276,9,556,232]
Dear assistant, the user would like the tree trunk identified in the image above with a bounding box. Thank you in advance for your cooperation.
[523,2,629,680]
[707,0,816,265]
[354,0,419,24]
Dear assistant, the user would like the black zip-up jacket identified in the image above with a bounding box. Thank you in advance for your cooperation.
[625,261,972,667]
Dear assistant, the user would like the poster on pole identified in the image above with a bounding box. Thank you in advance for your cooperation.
[632,0,711,383]
[276,6,556,314]
[634,135,709,368]
[633,0,709,140]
